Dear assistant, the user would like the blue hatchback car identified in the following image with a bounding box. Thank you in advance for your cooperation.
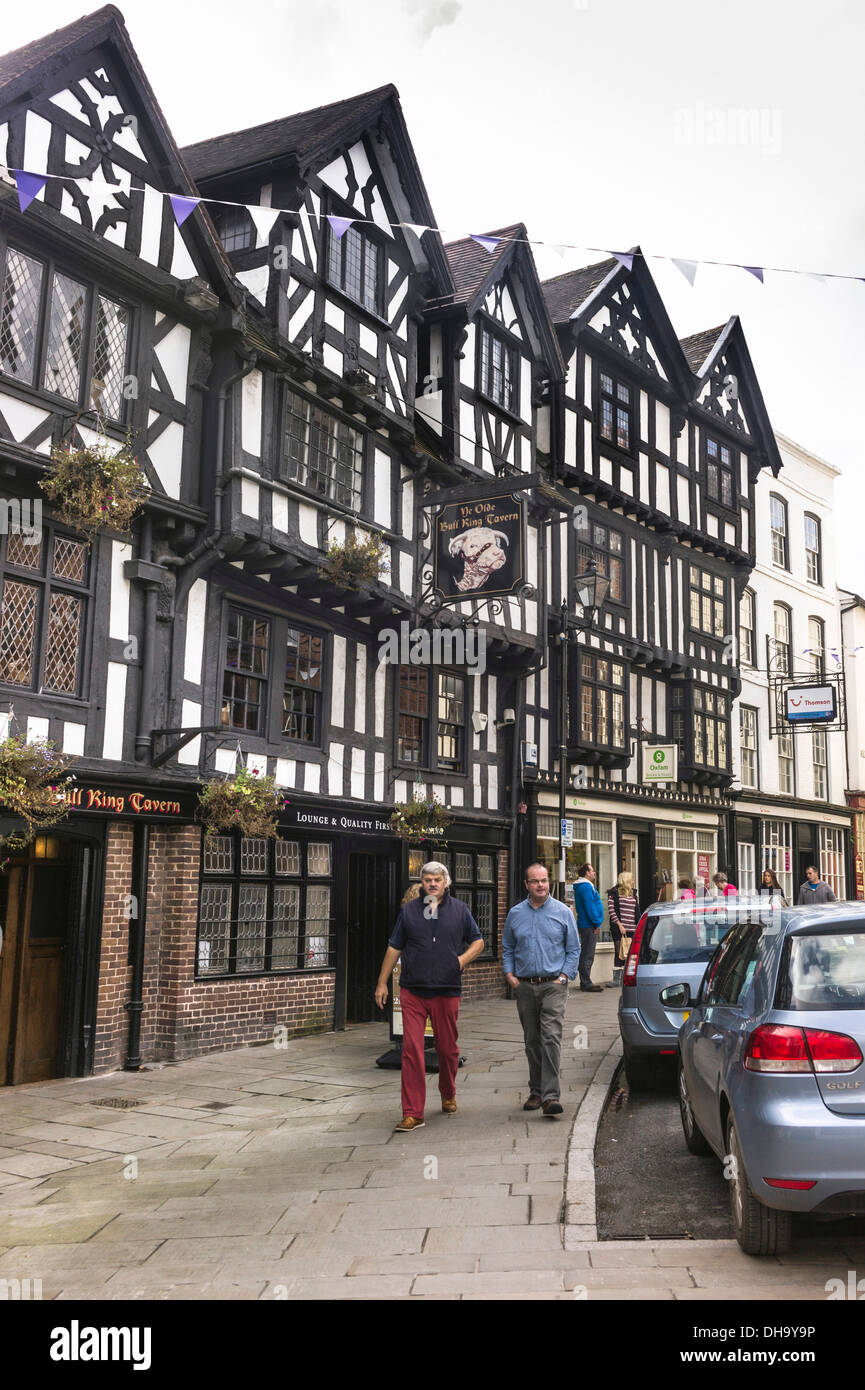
[667,901,865,1255]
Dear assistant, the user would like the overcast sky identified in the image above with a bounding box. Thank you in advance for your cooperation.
[9,0,864,590]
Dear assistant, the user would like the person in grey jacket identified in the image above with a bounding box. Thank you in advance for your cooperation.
[797,865,837,905]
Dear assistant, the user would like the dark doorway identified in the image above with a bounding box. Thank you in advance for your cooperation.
[345,848,398,1024]
[620,823,653,916]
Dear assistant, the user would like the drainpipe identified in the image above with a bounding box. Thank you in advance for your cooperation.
[124,821,150,1070]
[133,515,158,763]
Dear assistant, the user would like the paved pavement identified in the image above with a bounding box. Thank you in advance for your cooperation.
[0,988,862,1300]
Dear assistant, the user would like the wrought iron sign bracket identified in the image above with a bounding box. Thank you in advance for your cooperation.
[150,725,224,768]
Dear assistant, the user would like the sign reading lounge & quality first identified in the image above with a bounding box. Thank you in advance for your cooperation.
[433,495,525,601]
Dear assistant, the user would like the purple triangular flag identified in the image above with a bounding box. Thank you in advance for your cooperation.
[743,265,764,282]
[612,251,634,272]
[327,214,354,240]
[12,169,47,213]
[470,234,499,253]
[671,258,698,286]
[169,194,200,227]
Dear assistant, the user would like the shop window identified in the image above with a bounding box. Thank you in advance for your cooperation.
[535,812,615,938]
[819,826,845,900]
[654,824,717,901]
[0,528,89,696]
[762,819,793,903]
[406,847,497,957]
[577,652,627,750]
[737,841,756,894]
[397,668,466,774]
[198,834,334,976]
[0,245,130,418]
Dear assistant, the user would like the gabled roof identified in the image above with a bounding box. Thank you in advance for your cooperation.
[182,86,396,182]
[541,257,619,324]
[0,6,237,295]
[679,325,726,373]
[443,225,522,305]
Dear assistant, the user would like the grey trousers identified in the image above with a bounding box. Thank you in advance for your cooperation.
[516,979,568,1101]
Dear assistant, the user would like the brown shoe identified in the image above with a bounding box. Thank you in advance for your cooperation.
[542,1099,564,1117]
[523,1094,543,1110]
[394,1116,425,1131]
[441,1097,458,1115]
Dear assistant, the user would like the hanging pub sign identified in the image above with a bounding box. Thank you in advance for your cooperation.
[785,685,837,723]
[433,493,526,602]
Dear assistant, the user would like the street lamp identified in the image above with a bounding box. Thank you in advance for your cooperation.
[557,563,610,899]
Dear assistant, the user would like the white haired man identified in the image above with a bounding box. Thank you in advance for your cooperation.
[375,861,484,1131]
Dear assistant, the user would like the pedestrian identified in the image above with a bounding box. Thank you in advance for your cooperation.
[761,867,788,907]
[607,871,639,987]
[374,861,484,1132]
[502,863,579,1117]
[712,871,738,896]
[676,875,696,900]
[572,862,604,992]
[797,865,837,906]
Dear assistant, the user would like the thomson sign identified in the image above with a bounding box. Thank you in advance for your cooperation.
[785,685,837,723]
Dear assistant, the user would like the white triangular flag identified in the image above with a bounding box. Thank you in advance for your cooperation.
[401,222,430,237]
[671,258,698,286]
[248,205,280,242]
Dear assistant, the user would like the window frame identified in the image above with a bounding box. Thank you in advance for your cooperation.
[477,319,519,416]
[812,728,828,802]
[704,432,737,511]
[739,705,759,790]
[671,683,730,773]
[282,623,324,746]
[0,242,131,422]
[279,385,366,513]
[576,518,627,607]
[595,362,635,456]
[576,651,628,752]
[770,494,789,570]
[806,616,825,678]
[777,726,795,796]
[216,206,256,255]
[395,666,468,776]
[0,526,92,700]
[772,602,792,677]
[739,587,755,666]
[197,831,336,978]
[804,513,822,585]
[326,217,384,318]
[688,563,727,640]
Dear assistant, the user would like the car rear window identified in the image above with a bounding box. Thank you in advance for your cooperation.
[641,907,736,965]
[776,932,865,1010]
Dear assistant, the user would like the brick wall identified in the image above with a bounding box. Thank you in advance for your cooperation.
[460,848,508,1003]
[92,823,134,1074]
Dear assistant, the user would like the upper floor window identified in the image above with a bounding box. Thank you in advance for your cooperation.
[281,389,364,510]
[671,683,729,771]
[739,706,758,789]
[807,616,825,677]
[706,435,736,509]
[222,608,269,733]
[0,247,129,419]
[479,325,517,412]
[773,603,791,676]
[577,521,625,603]
[812,729,828,801]
[397,667,466,774]
[689,565,726,638]
[578,653,627,750]
[283,627,323,743]
[804,514,822,584]
[327,223,382,316]
[777,728,795,795]
[216,207,255,254]
[770,494,788,569]
[739,588,755,666]
[598,368,632,452]
[0,528,89,697]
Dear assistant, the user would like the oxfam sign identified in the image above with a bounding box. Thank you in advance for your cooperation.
[642,744,678,783]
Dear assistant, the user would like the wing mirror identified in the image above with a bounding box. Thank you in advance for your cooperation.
[659,983,691,1009]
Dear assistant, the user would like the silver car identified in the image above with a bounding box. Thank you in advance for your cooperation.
[668,901,865,1255]
[618,899,739,1090]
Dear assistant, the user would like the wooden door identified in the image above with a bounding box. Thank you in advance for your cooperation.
[0,848,74,1086]
[345,850,397,1024]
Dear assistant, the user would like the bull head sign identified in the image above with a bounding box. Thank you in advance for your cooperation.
[433,495,525,602]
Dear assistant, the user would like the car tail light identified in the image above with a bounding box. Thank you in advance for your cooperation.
[764,1178,817,1190]
[745,1024,862,1075]
[623,912,647,987]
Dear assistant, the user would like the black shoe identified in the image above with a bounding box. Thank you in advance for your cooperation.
[580,984,603,992]
[542,1100,563,1117]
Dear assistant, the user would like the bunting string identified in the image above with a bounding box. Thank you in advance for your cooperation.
[4,165,865,288]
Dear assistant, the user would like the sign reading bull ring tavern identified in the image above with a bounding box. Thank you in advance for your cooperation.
[432,494,526,602]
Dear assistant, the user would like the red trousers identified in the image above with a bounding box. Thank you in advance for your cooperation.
[399,988,461,1119]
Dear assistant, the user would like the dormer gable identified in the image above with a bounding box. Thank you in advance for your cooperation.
[683,317,782,478]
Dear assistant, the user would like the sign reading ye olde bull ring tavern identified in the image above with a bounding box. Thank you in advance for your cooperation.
[433,495,526,602]
[59,782,195,819]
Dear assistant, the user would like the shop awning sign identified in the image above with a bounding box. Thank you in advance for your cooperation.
[642,744,678,783]
[785,685,837,722]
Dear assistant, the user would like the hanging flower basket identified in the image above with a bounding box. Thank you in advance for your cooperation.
[390,798,454,847]
[0,737,75,852]
[318,533,389,589]
[197,767,288,839]
[39,435,149,545]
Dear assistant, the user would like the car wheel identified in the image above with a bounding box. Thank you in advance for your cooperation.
[678,1060,712,1155]
[622,1046,658,1091]
[726,1116,793,1256]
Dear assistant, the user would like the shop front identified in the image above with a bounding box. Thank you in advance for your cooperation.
[735,802,854,903]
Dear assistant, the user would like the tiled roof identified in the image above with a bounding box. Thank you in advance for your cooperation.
[679,325,726,373]
[442,224,524,304]
[0,5,121,92]
[181,86,398,181]
[541,258,619,322]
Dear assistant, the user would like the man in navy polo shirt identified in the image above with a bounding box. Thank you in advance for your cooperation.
[375,861,484,1132]
[503,863,580,1117]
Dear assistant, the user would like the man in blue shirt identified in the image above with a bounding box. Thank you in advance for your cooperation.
[572,862,604,992]
[503,863,580,1116]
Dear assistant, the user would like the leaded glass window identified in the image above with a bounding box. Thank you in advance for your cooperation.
[283,626,323,742]
[0,249,43,384]
[0,528,89,695]
[479,326,516,412]
[281,389,364,509]
[598,368,632,452]
[44,272,87,401]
